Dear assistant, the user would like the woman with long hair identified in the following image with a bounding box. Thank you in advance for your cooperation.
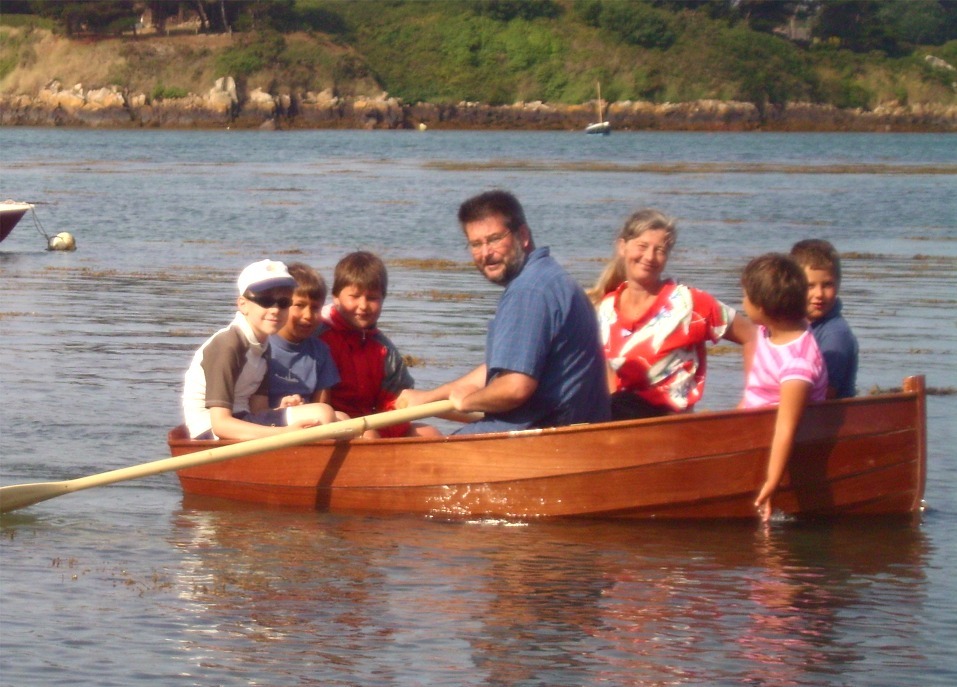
[591,209,754,420]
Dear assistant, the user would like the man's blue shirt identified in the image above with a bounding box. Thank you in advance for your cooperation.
[456,247,611,434]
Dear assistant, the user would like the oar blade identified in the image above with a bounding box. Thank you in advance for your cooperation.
[0,400,456,514]
[0,481,71,514]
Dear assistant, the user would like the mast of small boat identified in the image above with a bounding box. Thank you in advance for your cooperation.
[596,81,603,123]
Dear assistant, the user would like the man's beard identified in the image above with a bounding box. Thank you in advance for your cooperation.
[482,248,526,286]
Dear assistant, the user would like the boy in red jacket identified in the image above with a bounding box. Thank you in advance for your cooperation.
[319,251,440,438]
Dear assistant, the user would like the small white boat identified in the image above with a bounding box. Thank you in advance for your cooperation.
[0,201,33,243]
[586,82,611,135]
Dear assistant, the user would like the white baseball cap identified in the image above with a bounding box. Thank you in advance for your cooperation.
[237,259,296,295]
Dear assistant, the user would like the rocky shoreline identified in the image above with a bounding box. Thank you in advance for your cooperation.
[2,78,955,132]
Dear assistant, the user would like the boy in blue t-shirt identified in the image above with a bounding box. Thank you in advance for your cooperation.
[267,262,341,410]
[790,239,859,399]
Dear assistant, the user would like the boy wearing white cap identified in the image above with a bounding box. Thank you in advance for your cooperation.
[182,259,338,440]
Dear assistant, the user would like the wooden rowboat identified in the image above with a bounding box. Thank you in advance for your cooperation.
[168,376,927,520]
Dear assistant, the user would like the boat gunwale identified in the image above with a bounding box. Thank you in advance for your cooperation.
[167,380,924,450]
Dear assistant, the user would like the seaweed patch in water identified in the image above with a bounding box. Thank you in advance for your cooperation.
[912,254,957,264]
[907,234,957,242]
[868,384,955,396]
[76,268,119,278]
[708,344,742,357]
[112,569,174,596]
[388,258,469,271]
[842,251,890,260]
[407,289,483,302]
[424,160,957,175]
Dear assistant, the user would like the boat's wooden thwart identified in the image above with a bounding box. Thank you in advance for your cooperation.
[169,376,928,520]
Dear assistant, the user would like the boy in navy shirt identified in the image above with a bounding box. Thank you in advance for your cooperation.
[790,239,859,399]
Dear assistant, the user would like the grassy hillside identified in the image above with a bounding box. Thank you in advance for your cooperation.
[320,0,957,109]
[2,0,955,112]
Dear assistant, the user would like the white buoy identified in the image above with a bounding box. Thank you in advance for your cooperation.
[48,232,76,251]
[418,122,427,131]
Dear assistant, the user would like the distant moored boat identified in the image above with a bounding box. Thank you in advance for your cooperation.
[585,81,611,135]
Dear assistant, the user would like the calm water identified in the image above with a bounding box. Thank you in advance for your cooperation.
[1,128,955,686]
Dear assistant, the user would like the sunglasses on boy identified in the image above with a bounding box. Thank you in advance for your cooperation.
[244,293,293,310]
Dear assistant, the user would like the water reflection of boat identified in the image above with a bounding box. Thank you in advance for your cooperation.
[585,81,611,135]
[0,201,33,242]
[591,517,930,683]
[167,376,927,520]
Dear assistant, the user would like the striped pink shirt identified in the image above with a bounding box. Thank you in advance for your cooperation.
[743,326,828,408]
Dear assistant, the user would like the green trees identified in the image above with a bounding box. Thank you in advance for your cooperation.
[717,25,815,110]
[28,0,138,36]
[735,0,805,34]
[1,0,953,113]
[812,0,957,55]
[472,0,561,22]
[575,0,676,49]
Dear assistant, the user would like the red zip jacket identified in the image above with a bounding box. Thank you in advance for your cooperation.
[318,305,415,438]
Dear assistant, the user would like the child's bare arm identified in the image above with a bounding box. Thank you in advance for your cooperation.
[755,379,811,521]
[726,314,756,377]
[724,312,755,346]
[605,361,617,394]
[209,406,285,441]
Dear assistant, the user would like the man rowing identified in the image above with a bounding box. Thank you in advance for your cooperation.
[399,189,610,433]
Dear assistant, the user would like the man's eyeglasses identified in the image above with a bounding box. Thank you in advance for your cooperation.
[466,230,511,254]
[245,293,292,309]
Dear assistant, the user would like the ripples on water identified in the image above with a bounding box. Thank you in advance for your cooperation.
[1,129,955,686]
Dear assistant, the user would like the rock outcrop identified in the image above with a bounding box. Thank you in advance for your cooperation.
[2,80,955,132]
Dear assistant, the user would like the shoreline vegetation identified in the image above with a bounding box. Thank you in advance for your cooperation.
[1,1,956,133]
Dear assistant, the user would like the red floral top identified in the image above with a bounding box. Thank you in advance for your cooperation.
[597,280,734,412]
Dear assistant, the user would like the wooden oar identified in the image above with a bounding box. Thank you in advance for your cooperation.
[0,400,454,514]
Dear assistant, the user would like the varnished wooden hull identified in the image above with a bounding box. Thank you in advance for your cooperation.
[169,376,927,519]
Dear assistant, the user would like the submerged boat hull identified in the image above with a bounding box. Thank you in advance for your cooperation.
[170,376,927,519]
